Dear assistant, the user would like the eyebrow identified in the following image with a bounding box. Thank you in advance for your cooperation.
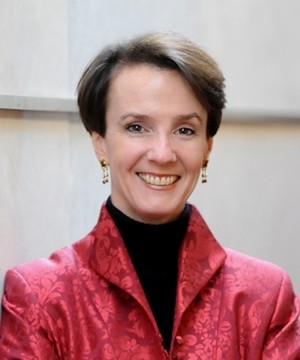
[120,112,203,122]
[174,112,203,123]
[120,112,149,121]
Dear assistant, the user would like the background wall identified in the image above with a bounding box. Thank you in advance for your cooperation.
[1,1,299,301]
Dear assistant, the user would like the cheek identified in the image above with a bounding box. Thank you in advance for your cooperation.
[107,144,139,172]
[181,145,205,170]
[189,160,203,175]
[181,158,203,182]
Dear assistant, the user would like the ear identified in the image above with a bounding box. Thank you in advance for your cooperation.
[206,137,213,159]
[91,132,107,162]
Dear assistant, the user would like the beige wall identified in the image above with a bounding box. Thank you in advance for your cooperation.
[1,109,299,297]
[1,0,300,115]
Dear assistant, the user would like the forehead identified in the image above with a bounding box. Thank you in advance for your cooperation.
[107,63,198,104]
[106,63,208,124]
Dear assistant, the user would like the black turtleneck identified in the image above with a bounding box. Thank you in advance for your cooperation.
[106,197,190,351]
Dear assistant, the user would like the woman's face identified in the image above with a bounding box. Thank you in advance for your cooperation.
[92,64,212,224]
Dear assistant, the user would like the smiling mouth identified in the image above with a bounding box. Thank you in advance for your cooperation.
[137,173,179,186]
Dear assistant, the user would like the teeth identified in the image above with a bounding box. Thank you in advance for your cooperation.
[139,173,178,186]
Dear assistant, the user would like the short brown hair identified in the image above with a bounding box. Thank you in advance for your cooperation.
[77,32,226,138]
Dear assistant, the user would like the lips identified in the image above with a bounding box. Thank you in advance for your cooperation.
[137,173,179,186]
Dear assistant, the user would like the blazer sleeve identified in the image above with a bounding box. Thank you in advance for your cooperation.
[0,268,59,360]
[262,271,300,359]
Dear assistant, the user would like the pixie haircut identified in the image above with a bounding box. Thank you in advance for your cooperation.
[77,32,226,138]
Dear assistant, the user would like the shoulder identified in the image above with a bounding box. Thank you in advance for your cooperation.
[4,234,95,300]
[222,249,299,328]
[225,248,284,277]
[3,203,110,303]
[223,248,296,300]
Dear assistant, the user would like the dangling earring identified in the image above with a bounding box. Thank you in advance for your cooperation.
[100,160,109,184]
[201,160,209,183]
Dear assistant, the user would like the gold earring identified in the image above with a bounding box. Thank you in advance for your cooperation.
[100,160,109,184]
[202,160,209,183]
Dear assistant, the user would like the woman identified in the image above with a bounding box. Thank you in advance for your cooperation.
[0,32,299,359]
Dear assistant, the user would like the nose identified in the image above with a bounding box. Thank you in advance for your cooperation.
[147,134,177,164]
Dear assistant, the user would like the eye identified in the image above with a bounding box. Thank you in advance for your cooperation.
[126,124,144,133]
[176,127,195,136]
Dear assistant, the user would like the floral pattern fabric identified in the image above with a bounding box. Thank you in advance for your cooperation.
[0,204,299,359]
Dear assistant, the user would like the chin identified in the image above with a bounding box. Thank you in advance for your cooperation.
[138,207,182,224]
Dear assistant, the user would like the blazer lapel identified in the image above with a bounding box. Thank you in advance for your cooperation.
[173,206,226,338]
[89,205,156,327]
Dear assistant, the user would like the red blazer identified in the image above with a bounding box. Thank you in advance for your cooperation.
[0,204,299,359]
